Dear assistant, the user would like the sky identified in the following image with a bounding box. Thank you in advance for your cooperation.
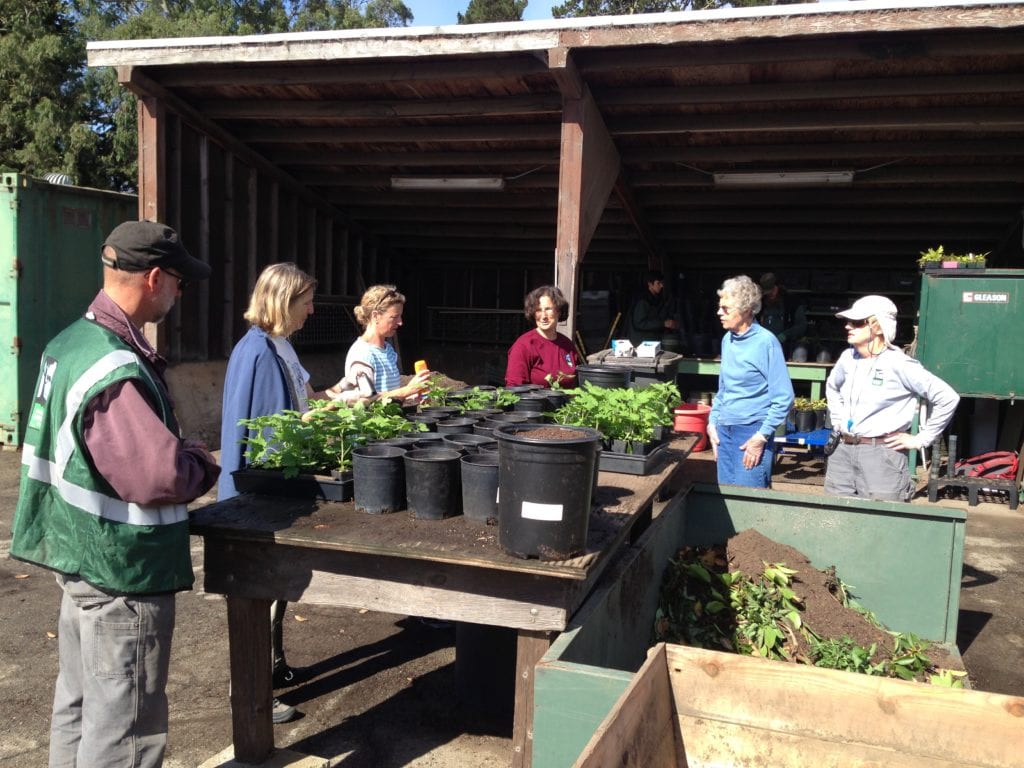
[402,1,555,27]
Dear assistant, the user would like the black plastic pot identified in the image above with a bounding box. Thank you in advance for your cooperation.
[539,389,571,409]
[443,433,497,454]
[814,408,829,431]
[404,448,462,520]
[513,393,552,413]
[494,423,601,560]
[576,365,631,389]
[461,452,500,525]
[414,433,447,449]
[794,409,817,433]
[352,445,406,514]
[419,406,461,419]
[372,437,420,451]
[462,408,503,420]
[436,417,479,434]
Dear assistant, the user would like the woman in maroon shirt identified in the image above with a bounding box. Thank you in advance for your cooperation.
[505,285,581,388]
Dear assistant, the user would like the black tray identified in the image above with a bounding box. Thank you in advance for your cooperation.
[232,468,353,501]
[598,441,670,476]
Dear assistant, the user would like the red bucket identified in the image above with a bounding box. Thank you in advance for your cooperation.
[673,403,711,451]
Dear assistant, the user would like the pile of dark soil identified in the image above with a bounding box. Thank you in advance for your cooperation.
[657,528,959,676]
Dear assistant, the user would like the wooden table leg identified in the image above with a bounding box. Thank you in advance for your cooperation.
[226,596,274,764]
[511,629,554,768]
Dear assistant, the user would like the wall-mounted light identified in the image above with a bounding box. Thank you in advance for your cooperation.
[712,171,854,188]
[390,176,506,191]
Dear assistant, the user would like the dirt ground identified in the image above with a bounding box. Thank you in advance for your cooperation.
[2,447,1023,767]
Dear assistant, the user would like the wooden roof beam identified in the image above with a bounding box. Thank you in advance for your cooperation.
[237,123,562,144]
[200,94,562,120]
[153,56,550,88]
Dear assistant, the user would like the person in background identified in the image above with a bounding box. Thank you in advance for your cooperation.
[625,269,681,347]
[758,272,808,359]
[824,295,959,502]
[505,285,582,388]
[219,262,364,723]
[347,284,433,403]
[10,220,220,767]
[707,275,794,488]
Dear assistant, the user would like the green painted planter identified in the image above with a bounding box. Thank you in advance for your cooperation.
[532,484,967,768]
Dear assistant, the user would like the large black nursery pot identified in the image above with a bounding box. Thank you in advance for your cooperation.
[575,365,631,389]
[352,445,406,514]
[404,448,462,520]
[461,452,500,525]
[494,423,602,560]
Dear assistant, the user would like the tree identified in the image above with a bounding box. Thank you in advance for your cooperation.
[458,0,527,24]
[0,0,86,177]
[0,0,414,191]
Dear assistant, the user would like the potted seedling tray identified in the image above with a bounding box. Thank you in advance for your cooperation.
[231,468,353,501]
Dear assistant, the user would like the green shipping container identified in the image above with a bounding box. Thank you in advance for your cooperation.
[0,174,137,447]
[916,269,1024,399]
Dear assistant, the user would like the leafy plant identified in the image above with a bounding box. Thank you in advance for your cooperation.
[655,546,952,685]
[552,380,680,453]
[420,376,451,407]
[918,245,988,266]
[456,386,519,412]
[238,400,420,476]
[811,636,886,676]
[792,396,813,411]
[810,398,828,411]
[544,371,572,390]
[929,668,968,688]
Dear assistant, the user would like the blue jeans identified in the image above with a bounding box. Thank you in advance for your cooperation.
[716,421,775,488]
[49,575,176,768]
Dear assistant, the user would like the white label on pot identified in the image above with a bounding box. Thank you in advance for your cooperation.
[521,501,563,521]
[495,487,500,504]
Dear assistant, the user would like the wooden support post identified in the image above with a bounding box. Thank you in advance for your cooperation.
[226,596,275,764]
[512,629,555,768]
[550,48,620,342]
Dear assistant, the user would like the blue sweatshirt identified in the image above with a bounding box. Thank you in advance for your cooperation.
[709,322,794,439]
[218,326,299,499]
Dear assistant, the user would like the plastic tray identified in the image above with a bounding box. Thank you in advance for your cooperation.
[231,468,353,501]
[598,441,669,475]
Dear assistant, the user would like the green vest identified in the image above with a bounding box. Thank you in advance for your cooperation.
[11,318,193,595]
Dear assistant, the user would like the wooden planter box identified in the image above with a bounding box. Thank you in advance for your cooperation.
[573,642,1021,768]
[533,484,968,767]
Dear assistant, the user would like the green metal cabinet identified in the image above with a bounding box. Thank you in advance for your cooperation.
[916,269,1024,399]
[0,174,137,447]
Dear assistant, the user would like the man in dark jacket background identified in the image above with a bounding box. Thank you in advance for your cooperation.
[625,269,681,347]
[758,272,808,359]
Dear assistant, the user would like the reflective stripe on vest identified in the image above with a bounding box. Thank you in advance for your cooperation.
[22,349,187,528]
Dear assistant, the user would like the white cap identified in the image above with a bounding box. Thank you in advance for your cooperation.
[836,295,899,346]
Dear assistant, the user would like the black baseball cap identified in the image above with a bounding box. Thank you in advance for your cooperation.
[101,221,211,281]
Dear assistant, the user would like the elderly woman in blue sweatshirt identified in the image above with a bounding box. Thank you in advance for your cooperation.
[707,275,794,488]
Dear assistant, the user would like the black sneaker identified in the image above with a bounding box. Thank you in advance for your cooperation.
[272,698,297,724]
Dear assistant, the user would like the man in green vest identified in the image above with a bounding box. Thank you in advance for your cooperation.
[10,220,220,767]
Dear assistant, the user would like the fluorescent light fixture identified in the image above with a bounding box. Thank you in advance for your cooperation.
[390,176,505,191]
[712,171,854,188]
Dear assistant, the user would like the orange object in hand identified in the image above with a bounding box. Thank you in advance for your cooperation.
[414,360,429,374]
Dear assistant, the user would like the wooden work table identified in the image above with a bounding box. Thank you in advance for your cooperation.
[190,436,694,766]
